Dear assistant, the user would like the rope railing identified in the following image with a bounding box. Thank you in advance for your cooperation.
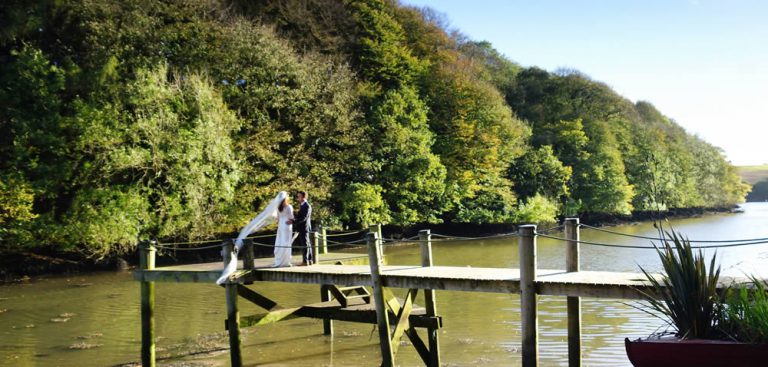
[151,221,768,253]
[536,232,768,250]
[324,228,369,237]
[579,223,768,243]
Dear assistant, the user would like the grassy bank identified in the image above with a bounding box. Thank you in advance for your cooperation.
[738,164,768,184]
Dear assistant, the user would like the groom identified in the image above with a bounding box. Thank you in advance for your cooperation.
[289,191,313,265]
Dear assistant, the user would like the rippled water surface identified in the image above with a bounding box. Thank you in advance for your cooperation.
[2,203,767,366]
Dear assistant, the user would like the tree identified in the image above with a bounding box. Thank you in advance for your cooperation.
[508,145,572,201]
[64,65,243,256]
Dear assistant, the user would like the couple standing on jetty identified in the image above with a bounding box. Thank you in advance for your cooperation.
[216,191,312,284]
[272,191,313,267]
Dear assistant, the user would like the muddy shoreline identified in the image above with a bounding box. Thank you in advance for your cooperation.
[0,205,740,283]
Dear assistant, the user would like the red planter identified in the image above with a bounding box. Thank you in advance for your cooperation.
[625,337,768,367]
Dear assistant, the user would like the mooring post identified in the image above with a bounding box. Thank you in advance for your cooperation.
[519,224,538,367]
[565,218,582,367]
[419,229,441,367]
[222,239,234,265]
[367,231,394,366]
[310,231,320,264]
[321,284,334,335]
[369,224,382,257]
[320,225,328,254]
[140,240,156,367]
[243,239,255,271]
[222,240,243,367]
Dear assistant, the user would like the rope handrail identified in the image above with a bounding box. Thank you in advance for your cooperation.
[580,223,768,243]
[536,232,768,249]
[324,228,369,237]
[154,233,276,247]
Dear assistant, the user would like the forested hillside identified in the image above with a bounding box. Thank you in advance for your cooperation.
[0,0,749,257]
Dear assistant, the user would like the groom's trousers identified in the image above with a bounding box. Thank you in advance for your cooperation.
[297,230,313,264]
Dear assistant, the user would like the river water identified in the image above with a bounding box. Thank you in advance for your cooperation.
[2,202,767,366]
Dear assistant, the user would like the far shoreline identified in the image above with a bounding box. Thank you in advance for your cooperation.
[0,204,746,284]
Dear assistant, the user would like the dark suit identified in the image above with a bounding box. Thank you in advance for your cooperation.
[294,201,312,264]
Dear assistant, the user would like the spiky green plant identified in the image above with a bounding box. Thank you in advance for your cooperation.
[721,276,768,343]
[638,229,722,339]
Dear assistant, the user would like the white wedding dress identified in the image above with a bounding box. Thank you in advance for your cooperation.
[273,205,294,267]
[216,191,290,284]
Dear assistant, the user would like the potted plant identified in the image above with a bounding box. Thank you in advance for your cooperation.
[625,229,768,367]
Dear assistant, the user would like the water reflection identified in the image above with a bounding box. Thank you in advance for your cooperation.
[1,203,766,366]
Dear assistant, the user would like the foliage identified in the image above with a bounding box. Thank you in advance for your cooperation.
[338,183,391,227]
[638,229,722,339]
[513,194,559,225]
[509,145,572,201]
[0,174,37,246]
[366,86,447,224]
[63,65,243,257]
[720,277,768,343]
[0,0,752,257]
[453,178,518,224]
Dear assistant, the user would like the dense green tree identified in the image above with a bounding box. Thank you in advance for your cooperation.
[63,65,243,256]
[509,145,572,200]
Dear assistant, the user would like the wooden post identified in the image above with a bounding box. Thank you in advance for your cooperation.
[243,239,255,271]
[377,223,383,253]
[226,284,243,367]
[222,239,233,266]
[367,232,394,366]
[321,285,333,335]
[311,231,320,264]
[419,229,440,367]
[140,241,156,367]
[320,225,328,254]
[565,218,581,367]
[369,224,381,260]
[519,225,538,367]
[222,241,243,367]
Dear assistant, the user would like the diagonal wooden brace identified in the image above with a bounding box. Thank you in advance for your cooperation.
[236,284,279,311]
[390,289,418,357]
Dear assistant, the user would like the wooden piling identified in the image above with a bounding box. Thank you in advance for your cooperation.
[222,239,233,265]
[243,239,255,271]
[321,284,333,335]
[519,225,538,367]
[370,224,383,256]
[310,231,319,264]
[367,232,394,366]
[320,225,328,254]
[419,229,441,367]
[226,284,243,367]
[223,241,243,367]
[565,218,581,367]
[140,241,156,367]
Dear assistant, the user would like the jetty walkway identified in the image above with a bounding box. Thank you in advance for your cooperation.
[134,219,767,367]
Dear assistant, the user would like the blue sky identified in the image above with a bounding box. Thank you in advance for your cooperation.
[401,0,768,165]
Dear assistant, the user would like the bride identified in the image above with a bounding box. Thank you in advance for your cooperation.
[216,191,294,284]
[273,194,294,267]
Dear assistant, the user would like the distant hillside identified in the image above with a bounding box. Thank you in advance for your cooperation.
[738,165,768,184]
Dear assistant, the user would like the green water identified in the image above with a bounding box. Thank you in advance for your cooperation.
[2,202,768,366]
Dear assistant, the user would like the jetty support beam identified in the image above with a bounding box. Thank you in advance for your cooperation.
[223,241,243,367]
[519,225,538,367]
[368,231,395,366]
[140,241,156,367]
[420,229,441,366]
[565,218,582,367]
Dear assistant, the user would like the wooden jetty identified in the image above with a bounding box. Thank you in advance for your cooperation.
[134,220,745,367]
